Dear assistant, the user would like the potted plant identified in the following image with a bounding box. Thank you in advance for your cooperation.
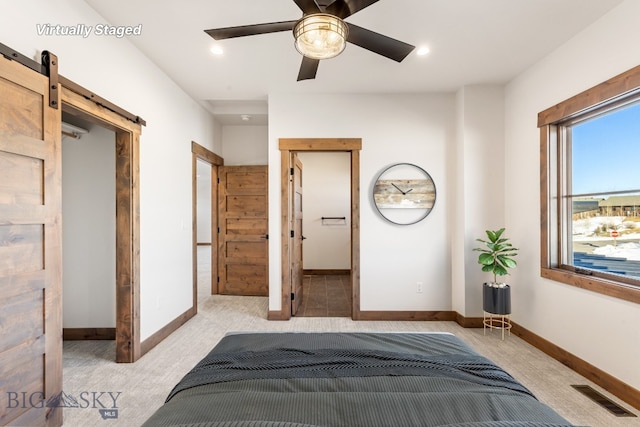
[474,228,518,316]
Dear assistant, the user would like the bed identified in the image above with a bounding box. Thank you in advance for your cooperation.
[142,332,576,427]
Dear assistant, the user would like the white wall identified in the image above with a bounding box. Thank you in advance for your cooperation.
[452,86,506,316]
[269,93,454,311]
[222,125,268,165]
[62,123,116,328]
[1,0,221,340]
[297,152,351,270]
[505,0,640,390]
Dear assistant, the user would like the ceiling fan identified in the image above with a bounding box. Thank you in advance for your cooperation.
[204,0,415,81]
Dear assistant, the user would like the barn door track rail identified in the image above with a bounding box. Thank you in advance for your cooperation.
[0,41,146,125]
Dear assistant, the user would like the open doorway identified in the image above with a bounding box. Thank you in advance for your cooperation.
[61,113,116,359]
[195,158,214,303]
[277,138,362,321]
[61,86,142,363]
[294,152,351,317]
[191,142,223,311]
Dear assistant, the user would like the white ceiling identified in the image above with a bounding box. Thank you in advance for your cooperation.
[84,0,622,120]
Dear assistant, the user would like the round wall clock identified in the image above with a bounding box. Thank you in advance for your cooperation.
[372,162,436,225]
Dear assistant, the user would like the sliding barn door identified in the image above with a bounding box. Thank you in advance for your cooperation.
[0,55,63,426]
[218,166,269,295]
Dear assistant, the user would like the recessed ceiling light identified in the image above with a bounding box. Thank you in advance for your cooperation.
[417,46,430,56]
[210,45,224,55]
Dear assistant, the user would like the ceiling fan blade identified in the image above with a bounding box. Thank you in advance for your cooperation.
[205,20,297,40]
[293,0,322,15]
[325,0,380,19]
[346,23,414,62]
[297,56,319,81]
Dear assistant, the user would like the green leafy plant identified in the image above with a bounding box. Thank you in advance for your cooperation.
[474,228,518,284]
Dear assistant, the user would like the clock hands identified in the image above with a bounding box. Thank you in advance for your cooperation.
[391,183,405,194]
[391,183,413,195]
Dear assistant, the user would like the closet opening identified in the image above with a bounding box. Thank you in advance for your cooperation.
[61,113,117,361]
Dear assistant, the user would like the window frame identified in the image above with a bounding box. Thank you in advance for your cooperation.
[539,64,640,304]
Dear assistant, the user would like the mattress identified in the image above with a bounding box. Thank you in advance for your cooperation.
[142,332,576,427]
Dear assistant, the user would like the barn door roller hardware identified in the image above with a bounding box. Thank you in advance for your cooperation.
[0,45,59,109]
[0,44,58,110]
[42,50,59,109]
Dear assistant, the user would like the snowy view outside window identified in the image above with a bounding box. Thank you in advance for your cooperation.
[568,102,640,279]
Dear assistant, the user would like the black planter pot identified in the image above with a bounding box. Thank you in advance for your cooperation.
[482,283,511,315]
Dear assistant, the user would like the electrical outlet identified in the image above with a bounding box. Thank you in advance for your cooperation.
[416,282,423,293]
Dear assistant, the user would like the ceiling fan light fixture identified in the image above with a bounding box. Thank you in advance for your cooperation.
[293,13,348,60]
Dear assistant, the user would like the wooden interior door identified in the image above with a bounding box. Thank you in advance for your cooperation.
[291,154,304,315]
[218,166,268,295]
[0,55,63,426]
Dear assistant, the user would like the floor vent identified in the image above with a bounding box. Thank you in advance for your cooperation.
[571,385,637,417]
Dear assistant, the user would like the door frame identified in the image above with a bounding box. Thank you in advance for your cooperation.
[60,85,142,363]
[278,138,362,320]
[192,142,223,305]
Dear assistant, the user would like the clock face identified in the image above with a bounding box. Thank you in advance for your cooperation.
[373,163,436,225]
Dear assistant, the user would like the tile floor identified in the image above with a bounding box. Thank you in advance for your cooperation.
[294,274,352,317]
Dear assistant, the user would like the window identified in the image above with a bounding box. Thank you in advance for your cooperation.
[539,65,640,304]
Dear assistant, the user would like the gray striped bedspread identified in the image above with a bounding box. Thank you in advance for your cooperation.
[142,333,577,427]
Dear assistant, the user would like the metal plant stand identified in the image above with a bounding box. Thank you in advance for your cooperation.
[482,283,512,340]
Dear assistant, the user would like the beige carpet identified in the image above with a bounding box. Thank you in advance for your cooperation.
[61,248,638,426]
[62,294,638,427]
